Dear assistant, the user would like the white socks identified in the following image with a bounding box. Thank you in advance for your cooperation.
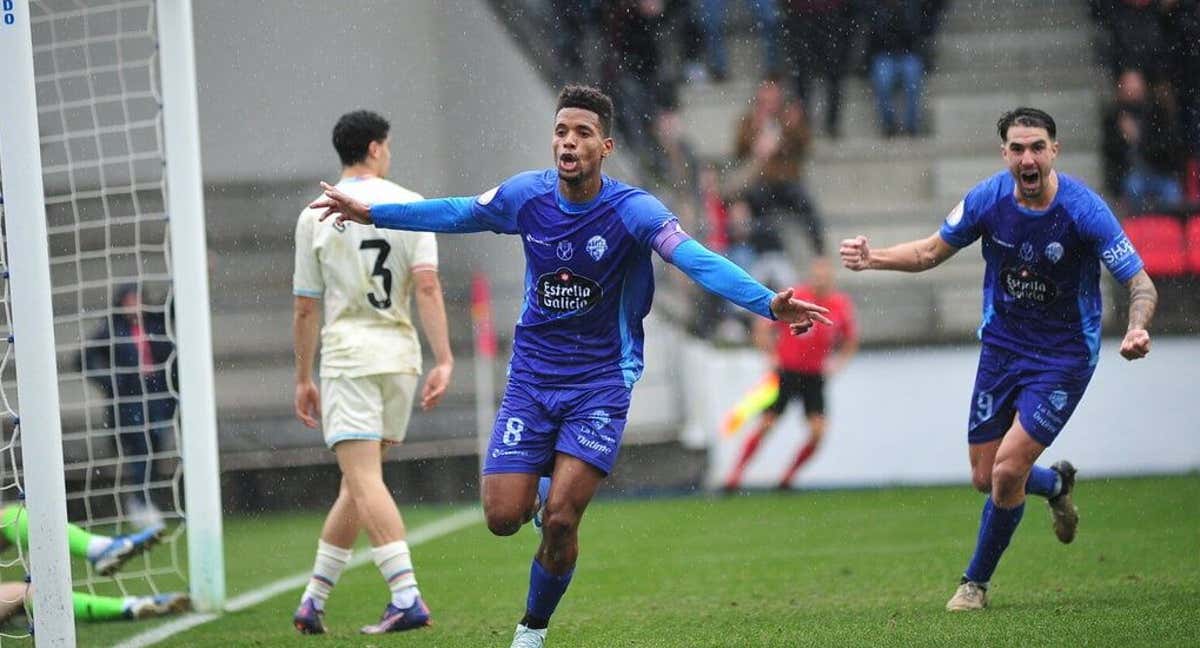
[301,540,353,610]
[372,539,420,608]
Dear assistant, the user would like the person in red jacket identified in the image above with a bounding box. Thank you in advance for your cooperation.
[726,257,858,490]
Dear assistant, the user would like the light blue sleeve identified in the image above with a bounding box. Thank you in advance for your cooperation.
[1080,195,1145,283]
[670,239,776,320]
[370,197,486,233]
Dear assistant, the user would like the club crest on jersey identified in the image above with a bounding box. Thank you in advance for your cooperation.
[1045,242,1064,264]
[586,235,608,261]
[1049,389,1068,412]
[1019,241,1035,263]
[557,240,574,261]
[537,267,601,313]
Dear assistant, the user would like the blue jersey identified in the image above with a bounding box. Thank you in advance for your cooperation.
[370,169,777,388]
[470,170,677,387]
[939,171,1144,367]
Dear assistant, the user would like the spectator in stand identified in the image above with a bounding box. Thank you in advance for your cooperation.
[731,76,826,257]
[864,0,927,137]
[1096,0,1171,82]
[695,0,783,81]
[782,0,856,138]
[1164,0,1200,166]
[82,284,176,527]
[1102,69,1185,212]
[549,0,598,83]
[601,0,669,158]
[651,90,701,194]
[726,199,761,274]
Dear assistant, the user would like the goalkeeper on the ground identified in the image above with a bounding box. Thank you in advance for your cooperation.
[0,505,189,622]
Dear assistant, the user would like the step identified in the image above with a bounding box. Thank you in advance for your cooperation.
[942,4,1091,33]
[932,88,1103,147]
[935,29,1094,74]
[807,157,932,212]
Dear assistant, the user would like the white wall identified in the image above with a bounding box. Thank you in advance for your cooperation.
[191,0,645,326]
[683,337,1200,489]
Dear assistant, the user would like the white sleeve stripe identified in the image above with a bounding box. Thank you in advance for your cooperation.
[410,263,438,272]
[293,288,323,298]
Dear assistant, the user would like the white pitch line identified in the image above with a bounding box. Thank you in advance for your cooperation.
[112,507,481,648]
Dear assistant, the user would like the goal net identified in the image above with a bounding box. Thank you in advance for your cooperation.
[0,0,221,637]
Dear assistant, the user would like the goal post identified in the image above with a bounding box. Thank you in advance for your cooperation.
[0,0,79,643]
[157,0,226,613]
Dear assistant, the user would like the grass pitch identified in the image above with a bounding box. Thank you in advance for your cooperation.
[16,475,1200,647]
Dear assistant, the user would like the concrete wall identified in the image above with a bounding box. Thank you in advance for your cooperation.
[684,337,1200,489]
[191,1,563,314]
[188,1,672,461]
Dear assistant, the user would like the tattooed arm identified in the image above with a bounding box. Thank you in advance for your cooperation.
[1120,269,1156,361]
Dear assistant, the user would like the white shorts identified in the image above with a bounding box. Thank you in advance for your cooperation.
[321,373,419,449]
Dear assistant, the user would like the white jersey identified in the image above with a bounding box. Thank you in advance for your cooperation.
[293,176,437,378]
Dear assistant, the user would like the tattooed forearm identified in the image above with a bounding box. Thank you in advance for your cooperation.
[1125,270,1157,331]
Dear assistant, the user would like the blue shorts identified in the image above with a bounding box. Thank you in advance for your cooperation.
[482,380,632,477]
[967,344,1095,447]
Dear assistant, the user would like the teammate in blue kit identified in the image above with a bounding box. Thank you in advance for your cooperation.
[311,85,832,647]
[840,107,1158,611]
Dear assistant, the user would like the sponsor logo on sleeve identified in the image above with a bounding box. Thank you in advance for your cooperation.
[945,201,965,227]
[477,186,499,205]
[1101,236,1136,267]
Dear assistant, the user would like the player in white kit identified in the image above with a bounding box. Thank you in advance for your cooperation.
[291,110,454,635]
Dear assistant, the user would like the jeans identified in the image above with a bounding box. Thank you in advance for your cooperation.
[699,0,780,77]
[871,53,924,135]
[1123,169,1184,212]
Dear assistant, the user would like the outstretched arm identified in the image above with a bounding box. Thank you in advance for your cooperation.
[840,233,958,272]
[309,182,488,233]
[1120,269,1156,360]
[664,238,832,333]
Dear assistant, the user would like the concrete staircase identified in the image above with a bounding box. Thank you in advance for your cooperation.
[679,0,1112,344]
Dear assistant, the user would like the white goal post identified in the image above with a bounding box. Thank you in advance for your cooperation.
[0,0,78,644]
[157,0,226,614]
[0,1,225,642]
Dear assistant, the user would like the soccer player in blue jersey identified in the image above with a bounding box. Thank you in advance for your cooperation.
[840,107,1158,611]
[311,85,832,647]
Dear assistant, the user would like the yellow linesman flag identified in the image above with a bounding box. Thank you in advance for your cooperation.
[720,372,779,438]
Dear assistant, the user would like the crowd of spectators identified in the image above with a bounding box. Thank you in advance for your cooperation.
[537,0,947,339]
[1094,0,1200,214]
[546,1,945,152]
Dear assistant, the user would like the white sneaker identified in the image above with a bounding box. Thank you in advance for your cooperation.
[510,623,547,648]
[945,580,989,611]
